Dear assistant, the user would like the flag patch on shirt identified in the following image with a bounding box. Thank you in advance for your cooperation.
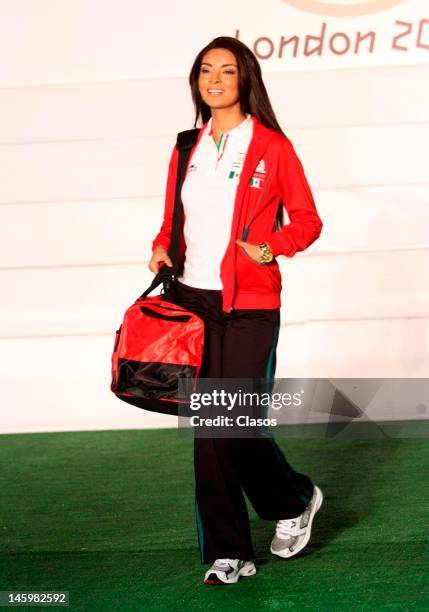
[228,152,246,179]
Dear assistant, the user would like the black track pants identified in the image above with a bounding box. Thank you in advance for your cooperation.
[170,279,314,564]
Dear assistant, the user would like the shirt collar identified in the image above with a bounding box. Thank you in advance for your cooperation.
[206,113,252,138]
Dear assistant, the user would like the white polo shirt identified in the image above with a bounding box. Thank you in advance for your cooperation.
[177,113,253,289]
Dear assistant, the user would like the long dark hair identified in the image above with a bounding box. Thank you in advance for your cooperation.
[189,36,285,135]
[188,36,285,231]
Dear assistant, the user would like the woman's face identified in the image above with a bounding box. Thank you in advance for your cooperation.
[198,48,240,111]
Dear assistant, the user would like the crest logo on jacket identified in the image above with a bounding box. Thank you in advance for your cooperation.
[255,159,266,174]
[250,158,266,189]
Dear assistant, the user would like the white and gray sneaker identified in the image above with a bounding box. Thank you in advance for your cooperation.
[204,558,257,585]
[271,485,323,559]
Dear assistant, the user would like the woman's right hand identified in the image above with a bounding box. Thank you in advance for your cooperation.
[149,246,173,274]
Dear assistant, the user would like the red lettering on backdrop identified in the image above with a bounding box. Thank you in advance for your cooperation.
[304,22,326,56]
[329,32,351,55]
[393,21,412,50]
[254,37,275,59]
[234,18,429,60]
[417,19,429,49]
[279,35,299,58]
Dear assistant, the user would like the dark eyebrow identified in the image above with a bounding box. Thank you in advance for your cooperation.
[201,62,237,67]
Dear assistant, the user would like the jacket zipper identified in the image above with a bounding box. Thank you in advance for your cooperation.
[229,166,276,311]
[241,167,276,241]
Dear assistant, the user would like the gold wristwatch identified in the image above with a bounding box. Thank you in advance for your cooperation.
[258,242,274,264]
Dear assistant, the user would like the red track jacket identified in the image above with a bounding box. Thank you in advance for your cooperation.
[151,114,323,313]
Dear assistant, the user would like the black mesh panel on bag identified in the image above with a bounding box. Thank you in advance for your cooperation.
[116,358,197,400]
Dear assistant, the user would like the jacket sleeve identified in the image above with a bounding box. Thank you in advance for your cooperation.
[265,138,323,258]
[151,143,179,253]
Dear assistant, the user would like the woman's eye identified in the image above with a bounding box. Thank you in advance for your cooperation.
[200,68,237,75]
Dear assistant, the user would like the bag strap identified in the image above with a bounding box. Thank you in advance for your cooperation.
[167,128,200,277]
[139,127,200,300]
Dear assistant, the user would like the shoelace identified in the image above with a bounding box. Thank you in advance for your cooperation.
[276,518,302,537]
[214,558,238,567]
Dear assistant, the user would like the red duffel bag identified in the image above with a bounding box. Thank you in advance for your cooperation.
[110,283,204,416]
[110,127,205,416]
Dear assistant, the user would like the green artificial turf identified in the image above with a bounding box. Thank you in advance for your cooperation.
[0,428,428,611]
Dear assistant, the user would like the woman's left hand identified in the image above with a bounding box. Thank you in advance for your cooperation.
[236,239,262,263]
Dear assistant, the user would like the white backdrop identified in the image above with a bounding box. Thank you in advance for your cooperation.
[1,0,428,433]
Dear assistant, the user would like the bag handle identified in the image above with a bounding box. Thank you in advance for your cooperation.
[139,128,200,300]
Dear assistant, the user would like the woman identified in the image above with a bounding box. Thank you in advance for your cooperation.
[149,36,324,585]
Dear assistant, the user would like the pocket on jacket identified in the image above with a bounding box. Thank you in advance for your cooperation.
[236,246,281,294]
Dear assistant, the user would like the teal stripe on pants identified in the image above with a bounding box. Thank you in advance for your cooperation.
[195,498,205,563]
[262,319,313,505]
[263,320,280,415]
